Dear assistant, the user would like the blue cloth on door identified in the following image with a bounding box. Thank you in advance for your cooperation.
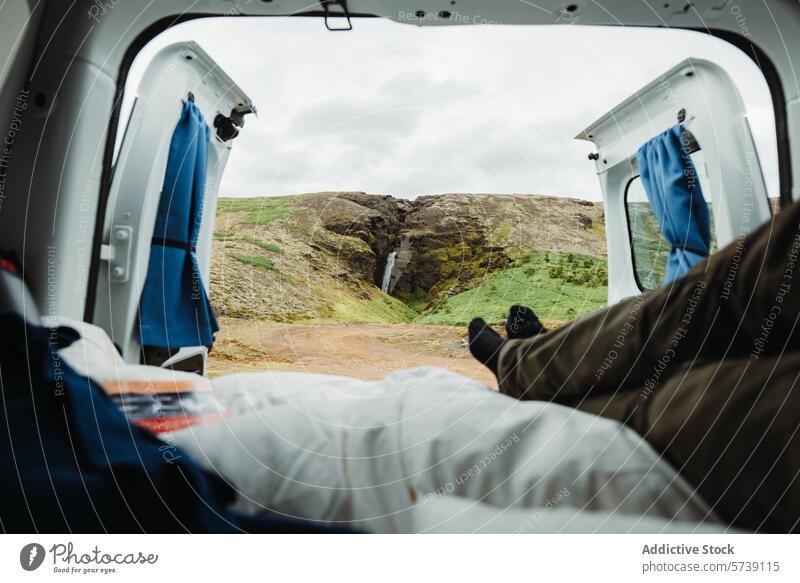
[636,124,711,283]
[139,100,218,349]
[0,313,349,533]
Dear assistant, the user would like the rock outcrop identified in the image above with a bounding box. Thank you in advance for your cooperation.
[210,192,606,322]
[388,193,606,304]
[316,192,414,284]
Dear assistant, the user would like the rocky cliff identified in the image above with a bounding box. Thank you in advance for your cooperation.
[210,192,607,324]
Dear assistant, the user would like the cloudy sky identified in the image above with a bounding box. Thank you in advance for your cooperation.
[126,17,778,201]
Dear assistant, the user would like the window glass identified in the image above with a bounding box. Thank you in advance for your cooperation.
[626,150,717,290]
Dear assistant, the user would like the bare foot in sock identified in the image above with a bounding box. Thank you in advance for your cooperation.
[505,305,547,339]
[468,318,505,377]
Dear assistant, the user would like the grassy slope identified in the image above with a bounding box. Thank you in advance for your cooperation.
[229,253,281,273]
[416,252,608,325]
[333,251,609,326]
[216,195,298,225]
[331,294,419,324]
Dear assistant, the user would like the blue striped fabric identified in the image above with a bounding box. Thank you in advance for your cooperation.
[139,100,218,348]
[636,124,711,284]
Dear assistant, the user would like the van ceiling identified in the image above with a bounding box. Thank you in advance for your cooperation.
[30,1,800,98]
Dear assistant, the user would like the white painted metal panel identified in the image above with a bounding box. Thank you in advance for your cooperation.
[577,59,772,303]
[93,42,252,362]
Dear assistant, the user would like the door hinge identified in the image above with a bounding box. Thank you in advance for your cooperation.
[101,225,134,283]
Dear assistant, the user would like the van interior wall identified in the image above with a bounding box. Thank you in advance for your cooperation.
[0,1,42,287]
[0,2,41,157]
[1,1,798,322]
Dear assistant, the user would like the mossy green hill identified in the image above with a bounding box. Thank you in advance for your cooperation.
[210,192,608,327]
[416,252,608,325]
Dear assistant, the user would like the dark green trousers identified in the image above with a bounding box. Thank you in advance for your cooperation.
[498,200,800,532]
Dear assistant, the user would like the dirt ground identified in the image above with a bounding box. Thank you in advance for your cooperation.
[207,316,498,387]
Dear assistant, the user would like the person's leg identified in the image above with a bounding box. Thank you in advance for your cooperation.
[467,318,505,374]
[468,305,547,374]
[505,304,547,338]
[576,353,800,533]
[495,200,800,402]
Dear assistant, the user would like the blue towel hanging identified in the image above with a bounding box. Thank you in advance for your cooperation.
[636,123,711,283]
[139,100,218,349]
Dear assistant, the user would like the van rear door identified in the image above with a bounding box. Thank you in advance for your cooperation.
[93,42,254,367]
[577,58,772,303]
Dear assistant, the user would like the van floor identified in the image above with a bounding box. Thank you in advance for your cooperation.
[207,316,498,387]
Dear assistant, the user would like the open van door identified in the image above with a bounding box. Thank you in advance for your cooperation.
[92,42,254,370]
[577,59,773,304]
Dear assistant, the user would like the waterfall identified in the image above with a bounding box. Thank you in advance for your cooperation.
[381,251,397,293]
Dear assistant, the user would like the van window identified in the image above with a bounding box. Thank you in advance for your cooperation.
[625,149,717,290]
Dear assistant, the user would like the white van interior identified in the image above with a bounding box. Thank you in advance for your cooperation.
[1,0,799,534]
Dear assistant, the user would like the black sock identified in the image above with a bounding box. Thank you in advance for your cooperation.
[468,318,505,376]
[505,305,547,339]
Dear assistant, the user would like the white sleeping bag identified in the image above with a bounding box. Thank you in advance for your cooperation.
[168,366,719,533]
[52,318,721,533]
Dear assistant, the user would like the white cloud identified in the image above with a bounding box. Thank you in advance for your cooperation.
[126,17,778,201]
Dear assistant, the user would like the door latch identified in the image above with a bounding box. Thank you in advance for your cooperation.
[320,0,353,31]
[214,103,257,142]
